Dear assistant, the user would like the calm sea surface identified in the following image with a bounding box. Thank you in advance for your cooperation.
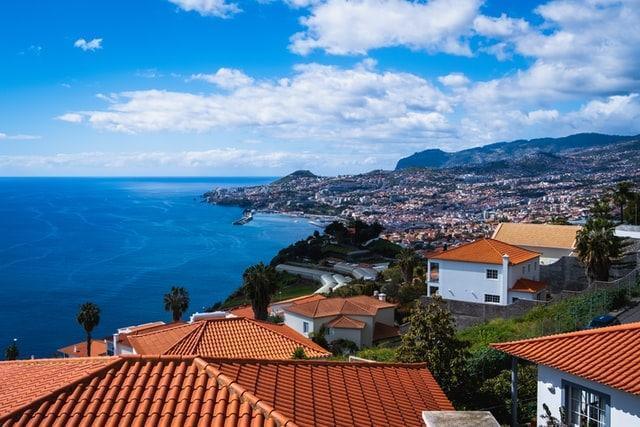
[0,177,316,357]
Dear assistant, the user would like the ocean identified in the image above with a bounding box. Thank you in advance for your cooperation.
[0,177,316,358]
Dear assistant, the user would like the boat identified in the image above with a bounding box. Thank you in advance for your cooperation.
[233,209,254,225]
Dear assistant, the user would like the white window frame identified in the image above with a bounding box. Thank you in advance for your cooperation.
[563,380,610,427]
[486,269,499,280]
[484,294,500,304]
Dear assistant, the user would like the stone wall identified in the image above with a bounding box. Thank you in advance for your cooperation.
[540,256,588,293]
[419,296,546,330]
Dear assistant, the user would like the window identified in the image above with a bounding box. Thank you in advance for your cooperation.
[528,264,531,272]
[484,294,500,303]
[303,322,309,334]
[534,263,537,270]
[486,269,498,279]
[429,262,439,283]
[429,286,439,296]
[523,266,526,274]
[564,381,610,427]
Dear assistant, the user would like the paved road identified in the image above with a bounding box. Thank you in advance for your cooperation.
[617,300,640,324]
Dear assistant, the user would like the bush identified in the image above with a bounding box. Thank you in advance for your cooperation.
[356,347,397,362]
[330,339,358,356]
[291,347,307,359]
[398,282,424,304]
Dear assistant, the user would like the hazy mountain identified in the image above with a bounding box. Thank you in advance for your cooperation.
[395,133,640,170]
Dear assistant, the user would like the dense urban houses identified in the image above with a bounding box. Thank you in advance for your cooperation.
[283,295,398,348]
[426,239,547,305]
[493,322,640,427]
[491,222,581,265]
[0,356,454,426]
[111,316,330,359]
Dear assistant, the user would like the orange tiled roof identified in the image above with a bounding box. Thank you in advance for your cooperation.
[0,355,454,426]
[57,339,108,357]
[285,295,396,318]
[492,322,640,395]
[429,238,540,265]
[128,317,331,359]
[492,222,581,250]
[511,278,547,293]
[229,294,327,319]
[326,315,366,329]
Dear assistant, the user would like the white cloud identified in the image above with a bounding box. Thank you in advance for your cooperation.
[167,0,240,18]
[56,113,84,123]
[61,62,452,142]
[189,68,254,89]
[473,13,529,38]
[289,0,481,55]
[73,38,103,51]
[0,132,41,140]
[438,73,470,88]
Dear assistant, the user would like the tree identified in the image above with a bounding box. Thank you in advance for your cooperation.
[164,286,190,322]
[309,325,329,349]
[5,339,18,360]
[397,296,469,398]
[396,248,420,283]
[590,198,612,221]
[77,302,100,357]
[243,262,279,321]
[324,221,348,243]
[576,217,626,282]
[612,181,633,224]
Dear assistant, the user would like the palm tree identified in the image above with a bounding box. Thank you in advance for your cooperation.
[77,302,100,357]
[590,198,612,221]
[4,339,18,361]
[243,262,279,321]
[612,181,633,223]
[164,286,190,322]
[396,248,420,283]
[576,217,625,282]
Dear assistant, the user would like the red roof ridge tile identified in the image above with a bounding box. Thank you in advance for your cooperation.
[492,321,640,347]
[197,356,430,369]
[194,358,300,427]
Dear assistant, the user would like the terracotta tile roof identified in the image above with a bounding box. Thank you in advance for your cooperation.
[57,339,108,357]
[429,238,540,265]
[128,317,331,359]
[491,322,640,395]
[0,356,454,427]
[0,357,114,417]
[116,321,186,348]
[326,315,366,329]
[373,322,401,342]
[230,295,327,319]
[492,222,581,250]
[510,278,547,293]
[285,295,396,319]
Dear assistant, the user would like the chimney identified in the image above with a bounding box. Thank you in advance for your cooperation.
[378,293,387,302]
[373,290,379,297]
[73,345,78,353]
[502,254,510,301]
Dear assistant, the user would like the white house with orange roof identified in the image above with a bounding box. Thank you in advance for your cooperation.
[427,238,547,306]
[493,322,640,427]
[283,294,397,348]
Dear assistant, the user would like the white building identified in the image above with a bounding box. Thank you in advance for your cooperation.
[493,322,640,427]
[283,294,397,348]
[426,238,547,306]
[492,222,581,265]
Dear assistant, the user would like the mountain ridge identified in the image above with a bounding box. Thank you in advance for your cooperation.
[395,133,640,170]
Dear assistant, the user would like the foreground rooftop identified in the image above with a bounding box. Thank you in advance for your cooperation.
[492,321,640,395]
[0,355,453,426]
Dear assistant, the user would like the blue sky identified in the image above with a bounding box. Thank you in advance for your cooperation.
[1,0,639,176]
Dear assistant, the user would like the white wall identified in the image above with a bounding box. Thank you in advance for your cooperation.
[507,259,541,286]
[537,365,640,426]
[283,312,317,337]
[517,246,572,265]
[328,327,362,348]
[428,260,507,305]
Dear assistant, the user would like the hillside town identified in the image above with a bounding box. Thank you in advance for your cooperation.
[205,139,640,250]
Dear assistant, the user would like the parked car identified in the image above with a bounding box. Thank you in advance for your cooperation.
[586,314,621,329]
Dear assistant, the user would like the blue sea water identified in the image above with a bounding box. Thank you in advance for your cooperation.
[0,177,316,358]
